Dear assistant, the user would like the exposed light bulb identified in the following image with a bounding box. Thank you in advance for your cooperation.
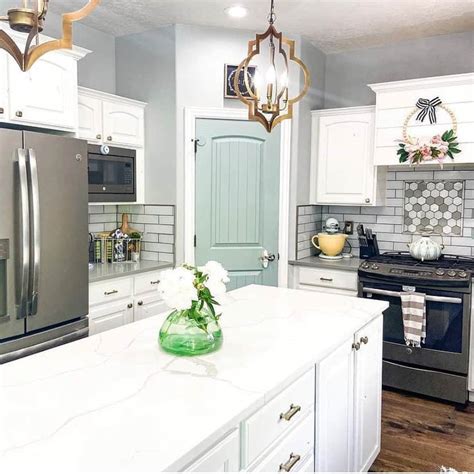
[265,64,276,84]
[254,69,264,96]
[280,69,288,88]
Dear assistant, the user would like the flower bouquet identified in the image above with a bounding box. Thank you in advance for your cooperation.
[157,261,230,356]
[397,130,461,167]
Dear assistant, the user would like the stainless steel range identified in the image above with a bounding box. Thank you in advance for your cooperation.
[358,252,471,404]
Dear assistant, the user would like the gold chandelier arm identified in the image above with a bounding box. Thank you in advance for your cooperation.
[24,0,100,70]
[282,36,311,104]
[0,30,24,69]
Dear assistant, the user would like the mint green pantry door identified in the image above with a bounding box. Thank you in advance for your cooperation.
[195,119,281,290]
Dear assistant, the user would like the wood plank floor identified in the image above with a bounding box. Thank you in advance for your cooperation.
[371,390,474,472]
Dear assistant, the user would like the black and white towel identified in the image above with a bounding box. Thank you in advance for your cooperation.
[400,292,427,348]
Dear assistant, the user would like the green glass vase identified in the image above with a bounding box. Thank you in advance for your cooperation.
[159,307,223,356]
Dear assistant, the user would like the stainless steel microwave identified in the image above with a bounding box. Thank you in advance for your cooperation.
[88,145,136,202]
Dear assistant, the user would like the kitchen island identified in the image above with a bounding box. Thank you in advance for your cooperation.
[0,285,387,472]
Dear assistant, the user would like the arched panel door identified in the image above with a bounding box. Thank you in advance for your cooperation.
[195,119,281,290]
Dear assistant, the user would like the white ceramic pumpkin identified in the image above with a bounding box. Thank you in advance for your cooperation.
[407,234,444,261]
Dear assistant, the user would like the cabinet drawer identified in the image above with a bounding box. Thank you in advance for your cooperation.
[298,266,357,291]
[89,277,133,306]
[134,271,162,296]
[244,368,314,465]
[250,414,314,472]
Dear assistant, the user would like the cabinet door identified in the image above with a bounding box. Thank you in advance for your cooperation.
[353,317,383,472]
[78,94,103,143]
[8,52,77,130]
[315,337,355,472]
[134,293,167,322]
[188,430,239,472]
[89,299,134,336]
[102,99,144,148]
[314,111,375,205]
[0,52,7,120]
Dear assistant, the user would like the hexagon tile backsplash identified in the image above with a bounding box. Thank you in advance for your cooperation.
[404,180,464,235]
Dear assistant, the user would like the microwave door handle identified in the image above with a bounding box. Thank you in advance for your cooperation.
[16,149,30,319]
[27,149,40,316]
[363,287,462,305]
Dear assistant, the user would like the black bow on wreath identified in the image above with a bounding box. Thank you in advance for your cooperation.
[416,96,442,124]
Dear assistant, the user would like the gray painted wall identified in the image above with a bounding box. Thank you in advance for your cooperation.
[324,31,474,108]
[115,27,177,206]
[44,12,116,94]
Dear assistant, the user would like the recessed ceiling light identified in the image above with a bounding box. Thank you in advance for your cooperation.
[225,5,248,19]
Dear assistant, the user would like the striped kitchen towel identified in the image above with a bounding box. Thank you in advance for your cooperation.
[400,292,427,347]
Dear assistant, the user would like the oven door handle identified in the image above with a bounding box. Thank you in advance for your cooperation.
[362,287,463,305]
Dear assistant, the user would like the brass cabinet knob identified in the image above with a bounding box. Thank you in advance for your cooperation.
[138,301,144,306]
[365,198,370,204]
[107,135,112,141]
[127,303,133,309]
[96,134,102,140]
[16,110,23,118]
[0,107,4,114]
[360,336,369,345]
[352,342,361,351]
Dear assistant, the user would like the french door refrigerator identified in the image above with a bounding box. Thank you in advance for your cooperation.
[0,129,89,364]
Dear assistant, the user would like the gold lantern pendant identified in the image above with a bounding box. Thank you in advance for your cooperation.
[0,0,100,72]
[234,0,311,132]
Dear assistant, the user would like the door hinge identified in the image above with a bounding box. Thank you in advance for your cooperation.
[194,235,197,247]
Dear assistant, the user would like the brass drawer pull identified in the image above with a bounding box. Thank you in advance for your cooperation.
[150,280,160,285]
[280,404,301,421]
[320,277,333,282]
[279,453,301,472]
[360,336,369,345]
[104,289,118,296]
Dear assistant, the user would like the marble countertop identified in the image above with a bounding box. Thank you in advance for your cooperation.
[289,255,363,272]
[0,285,388,472]
[89,260,173,283]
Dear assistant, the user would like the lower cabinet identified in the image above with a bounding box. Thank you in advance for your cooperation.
[88,270,168,336]
[315,316,383,472]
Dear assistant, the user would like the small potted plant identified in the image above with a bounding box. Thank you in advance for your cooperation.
[157,261,230,356]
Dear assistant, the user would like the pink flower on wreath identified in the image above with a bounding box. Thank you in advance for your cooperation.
[432,134,443,144]
[421,145,432,159]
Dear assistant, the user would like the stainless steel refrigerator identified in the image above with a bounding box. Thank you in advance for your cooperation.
[0,129,89,364]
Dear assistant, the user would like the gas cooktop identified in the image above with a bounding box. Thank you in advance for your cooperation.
[359,252,474,284]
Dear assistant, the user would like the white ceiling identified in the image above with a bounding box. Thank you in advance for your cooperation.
[48,0,474,53]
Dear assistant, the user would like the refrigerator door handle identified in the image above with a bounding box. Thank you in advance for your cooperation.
[16,149,30,319]
[27,148,41,316]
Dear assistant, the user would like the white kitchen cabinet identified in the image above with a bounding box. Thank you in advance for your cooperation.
[315,336,355,472]
[291,266,358,297]
[88,270,167,335]
[78,87,146,148]
[187,430,240,472]
[310,106,385,206]
[78,94,103,143]
[315,316,383,472]
[89,298,134,336]
[102,99,145,148]
[0,52,8,120]
[353,317,383,472]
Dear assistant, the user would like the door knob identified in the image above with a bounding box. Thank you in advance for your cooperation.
[260,249,276,269]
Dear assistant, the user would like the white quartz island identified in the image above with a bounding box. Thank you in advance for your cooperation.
[0,285,388,472]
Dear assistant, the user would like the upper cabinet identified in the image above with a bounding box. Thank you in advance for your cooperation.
[78,87,146,149]
[370,73,474,166]
[0,27,89,132]
[310,106,385,206]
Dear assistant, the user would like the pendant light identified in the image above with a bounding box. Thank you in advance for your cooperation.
[234,0,311,132]
[0,0,100,72]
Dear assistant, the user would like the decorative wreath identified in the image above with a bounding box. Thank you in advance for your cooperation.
[397,97,461,166]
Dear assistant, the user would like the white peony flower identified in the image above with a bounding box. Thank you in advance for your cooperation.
[158,267,198,311]
[199,261,230,297]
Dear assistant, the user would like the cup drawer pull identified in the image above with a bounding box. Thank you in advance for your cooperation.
[104,290,118,296]
[279,453,301,472]
[320,277,333,282]
[279,404,301,421]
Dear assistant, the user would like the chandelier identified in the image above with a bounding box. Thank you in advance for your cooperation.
[0,0,100,72]
[234,0,311,132]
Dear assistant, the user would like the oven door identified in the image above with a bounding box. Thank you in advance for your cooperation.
[360,281,470,375]
[88,152,135,201]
